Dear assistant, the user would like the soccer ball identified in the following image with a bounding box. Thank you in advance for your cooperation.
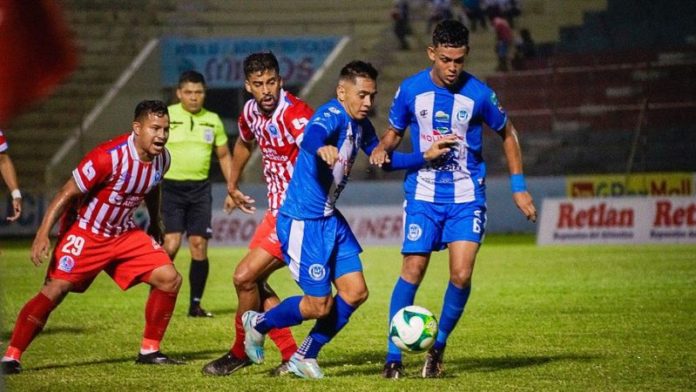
[389,305,438,353]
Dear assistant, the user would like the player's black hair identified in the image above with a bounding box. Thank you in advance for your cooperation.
[339,60,379,83]
[178,70,206,87]
[243,52,280,78]
[432,19,469,48]
[134,100,168,121]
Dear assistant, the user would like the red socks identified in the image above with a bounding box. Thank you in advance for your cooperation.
[230,313,298,361]
[142,288,177,350]
[4,292,57,361]
[268,327,298,362]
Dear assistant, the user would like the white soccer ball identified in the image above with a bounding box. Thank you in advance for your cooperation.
[389,305,438,353]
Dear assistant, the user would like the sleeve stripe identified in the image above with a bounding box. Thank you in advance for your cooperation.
[72,169,88,193]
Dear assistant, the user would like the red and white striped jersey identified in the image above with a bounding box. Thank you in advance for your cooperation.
[70,133,170,237]
[238,89,313,214]
[0,130,8,152]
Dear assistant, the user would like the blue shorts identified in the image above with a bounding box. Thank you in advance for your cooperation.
[402,198,487,254]
[277,211,363,297]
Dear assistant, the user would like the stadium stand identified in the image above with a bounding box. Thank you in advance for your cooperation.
[9,0,688,190]
[484,0,696,176]
[4,0,393,192]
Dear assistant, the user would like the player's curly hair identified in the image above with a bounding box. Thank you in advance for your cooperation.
[432,19,469,48]
[244,52,280,78]
[178,70,206,87]
[339,60,379,82]
[134,100,168,121]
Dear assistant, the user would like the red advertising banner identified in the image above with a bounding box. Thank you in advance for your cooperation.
[537,197,696,245]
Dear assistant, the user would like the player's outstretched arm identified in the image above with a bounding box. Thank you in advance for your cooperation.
[145,184,165,244]
[0,152,22,222]
[226,138,256,214]
[370,126,403,167]
[216,143,234,189]
[31,179,82,266]
[500,120,537,222]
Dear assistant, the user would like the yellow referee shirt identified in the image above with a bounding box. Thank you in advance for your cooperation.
[165,103,227,181]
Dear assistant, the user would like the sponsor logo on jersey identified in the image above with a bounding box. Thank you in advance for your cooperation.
[203,128,214,143]
[58,255,75,273]
[308,264,326,281]
[433,126,452,135]
[407,224,422,241]
[419,109,428,118]
[434,110,450,123]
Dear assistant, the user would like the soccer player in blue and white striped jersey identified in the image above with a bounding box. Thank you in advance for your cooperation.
[370,19,537,379]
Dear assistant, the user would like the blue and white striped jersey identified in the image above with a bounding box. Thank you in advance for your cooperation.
[280,99,378,219]
[389,68,507,203]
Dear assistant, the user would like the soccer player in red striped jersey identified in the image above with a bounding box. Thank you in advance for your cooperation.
[202,52,313,376]
[1,101,184,375]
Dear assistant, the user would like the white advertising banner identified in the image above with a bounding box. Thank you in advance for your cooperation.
[537,196,696,245]
[210,205,404,247]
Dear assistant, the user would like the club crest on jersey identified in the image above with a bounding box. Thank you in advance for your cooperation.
[308,264,326,281]
[407,224,422,241]
[456,109,470,122]
[58,255,75,273]
[268,124,279,138]
[154,171,162,182]
[203,128,214,144]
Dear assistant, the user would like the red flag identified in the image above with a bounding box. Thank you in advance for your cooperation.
[0,0,77,127]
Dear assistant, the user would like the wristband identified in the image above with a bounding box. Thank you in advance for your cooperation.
[510,174,527,193]
[11,189,21,199]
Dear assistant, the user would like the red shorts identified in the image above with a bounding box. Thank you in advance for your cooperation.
[47,226,172,293]
[248,211,284,261]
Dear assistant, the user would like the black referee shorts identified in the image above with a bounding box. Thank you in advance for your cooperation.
[161,179,213,238]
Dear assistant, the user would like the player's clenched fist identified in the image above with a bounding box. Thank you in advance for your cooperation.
[317,145,340,168]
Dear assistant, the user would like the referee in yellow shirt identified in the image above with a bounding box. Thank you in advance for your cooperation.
[163,70,232,317]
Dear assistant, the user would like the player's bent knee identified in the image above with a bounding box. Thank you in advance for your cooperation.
[301,295,333,319]
[41,279,72,302]
[340,287,369,308]
[149,265,182,292]
[233,264,257,291]
[450,271,473,288]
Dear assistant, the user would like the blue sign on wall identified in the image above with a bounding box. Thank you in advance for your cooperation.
[161,36,341,88]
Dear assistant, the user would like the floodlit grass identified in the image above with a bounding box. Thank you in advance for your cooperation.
[1,236,695,391]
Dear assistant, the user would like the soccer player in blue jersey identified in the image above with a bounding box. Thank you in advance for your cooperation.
[370,19,537,379]
[241,61,455,379]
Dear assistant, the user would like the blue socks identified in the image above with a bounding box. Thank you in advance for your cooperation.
[433,282,471,350]
[255,296,303,334]
[298,295,356,359]
[386,277,419,363]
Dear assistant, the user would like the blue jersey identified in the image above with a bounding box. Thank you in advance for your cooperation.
[280,99,378,219]
[389,68,508,203]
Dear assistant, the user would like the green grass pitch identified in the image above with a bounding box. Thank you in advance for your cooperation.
[1,236,695,391]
